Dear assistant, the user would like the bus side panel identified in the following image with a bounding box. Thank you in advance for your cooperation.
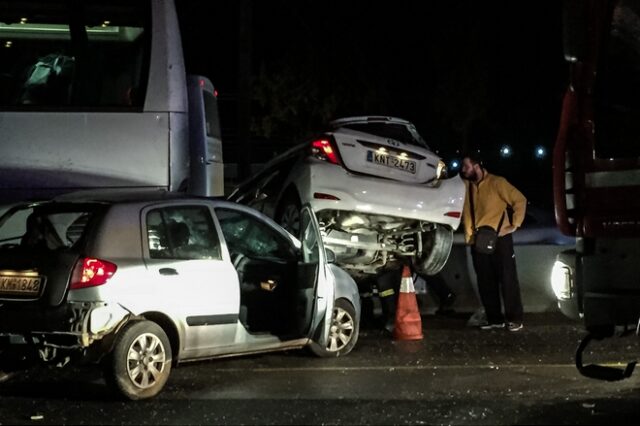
[169,111,190,192]
[0,112,170,199]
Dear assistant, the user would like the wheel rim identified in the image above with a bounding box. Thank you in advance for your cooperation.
[280,204,301,235]
[126,333,167,389]
[327,306,355,352]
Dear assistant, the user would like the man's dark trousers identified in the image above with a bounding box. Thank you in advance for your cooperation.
[471,233,523,324]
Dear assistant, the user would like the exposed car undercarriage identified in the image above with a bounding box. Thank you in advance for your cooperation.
[316,210,453,280]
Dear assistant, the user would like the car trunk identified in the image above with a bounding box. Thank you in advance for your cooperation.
[0,202,103,314]
[0,246,80,307]
[333,130,441,184]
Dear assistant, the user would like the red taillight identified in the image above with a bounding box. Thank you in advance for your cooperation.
[70,257,117,290]
[311,139,341,165]
[444,211,462,218]
[313,192,340,200]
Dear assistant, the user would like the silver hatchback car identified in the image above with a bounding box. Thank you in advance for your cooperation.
[0,190,360,400]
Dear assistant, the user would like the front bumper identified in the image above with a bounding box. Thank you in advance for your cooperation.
[293,160,465,229]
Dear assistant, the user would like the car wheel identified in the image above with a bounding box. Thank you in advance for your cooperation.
[414,225,453,276]
[310,298,359,358]
[276,191,302,235]
[105,321,172,400]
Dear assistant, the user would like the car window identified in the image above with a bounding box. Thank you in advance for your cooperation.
[299,209,320,264]
[340,123,429,148]
[146,206,221,261]
[0,205,99,250]
[215,208,296,261]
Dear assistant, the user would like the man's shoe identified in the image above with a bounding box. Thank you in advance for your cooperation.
[479,322,505,330]
[507,322,524,332]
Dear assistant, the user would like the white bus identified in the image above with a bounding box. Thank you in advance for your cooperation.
[0,0,223,201]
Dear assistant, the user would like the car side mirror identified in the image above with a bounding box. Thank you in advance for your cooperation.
[325,248,336,264]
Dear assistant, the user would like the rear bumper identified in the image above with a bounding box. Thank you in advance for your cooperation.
[0,301,129,350]
[294,160,465,229]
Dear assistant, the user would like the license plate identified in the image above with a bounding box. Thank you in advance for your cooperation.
[366,151,416,174]
[0,273,44,297]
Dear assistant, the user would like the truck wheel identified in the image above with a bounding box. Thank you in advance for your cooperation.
[276,190,302,235]
[414,225,453,276]
[310,298,359,358]
[105,321,172,400]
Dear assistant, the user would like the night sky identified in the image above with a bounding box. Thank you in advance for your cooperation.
[175,1,567,207]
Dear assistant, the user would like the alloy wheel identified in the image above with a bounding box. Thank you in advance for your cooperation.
[327,306,355,352]
[126,333,167,389]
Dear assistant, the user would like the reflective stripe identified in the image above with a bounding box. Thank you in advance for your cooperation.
[379,289,395,298]
[585,169,640,188]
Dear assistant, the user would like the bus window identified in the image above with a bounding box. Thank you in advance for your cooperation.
[0,0,150,109]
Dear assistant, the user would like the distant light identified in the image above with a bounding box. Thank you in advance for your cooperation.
[20,17,27,24]
[4,40,12,48]
[535,146,547,159]
[101,20,110,27]
[214,89,218,97]
[500,145,512,158]
[450,160,460,170]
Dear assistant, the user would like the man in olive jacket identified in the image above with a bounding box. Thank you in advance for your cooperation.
[461,152,527,331]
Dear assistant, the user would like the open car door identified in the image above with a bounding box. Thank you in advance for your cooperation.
[299,205,335,347]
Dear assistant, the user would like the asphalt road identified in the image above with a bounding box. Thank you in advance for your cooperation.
[1,312,640,425]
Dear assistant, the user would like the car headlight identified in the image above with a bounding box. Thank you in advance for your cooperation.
[436,160,446,179]
[551,261,573,300]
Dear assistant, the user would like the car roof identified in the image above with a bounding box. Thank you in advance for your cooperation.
[51,189,193,204]
[330,116,413,127]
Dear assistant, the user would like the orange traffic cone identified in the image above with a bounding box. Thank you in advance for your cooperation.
[393,265,424,341]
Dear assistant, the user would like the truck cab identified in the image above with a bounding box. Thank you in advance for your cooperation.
[552,0,640,380]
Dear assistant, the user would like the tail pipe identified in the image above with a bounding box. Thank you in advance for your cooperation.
[575,332,636,381]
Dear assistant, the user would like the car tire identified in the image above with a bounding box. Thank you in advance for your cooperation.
[104,321,172,400]
[414,225,453,276]
[309,298,359,358]
[275,190,302,236]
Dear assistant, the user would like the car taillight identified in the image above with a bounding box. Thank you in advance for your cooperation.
[70,257,117,290]
[311,139,341,165]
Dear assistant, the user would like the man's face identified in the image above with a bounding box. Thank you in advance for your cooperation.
[461,158,479,181]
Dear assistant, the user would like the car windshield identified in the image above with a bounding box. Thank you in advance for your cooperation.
[339,122,430,149]
[0,203,102,250]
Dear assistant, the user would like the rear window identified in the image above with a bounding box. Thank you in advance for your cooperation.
[339,123,429,148]
[0,204,100,250]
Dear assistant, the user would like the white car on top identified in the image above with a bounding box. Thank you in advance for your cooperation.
[229,116,466,280]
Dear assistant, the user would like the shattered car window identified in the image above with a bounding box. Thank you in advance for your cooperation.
[146,206,222,260]
[215,208,296,261]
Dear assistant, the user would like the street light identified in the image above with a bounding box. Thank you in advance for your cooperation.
[499,145,512,158]
[535,146,547,159]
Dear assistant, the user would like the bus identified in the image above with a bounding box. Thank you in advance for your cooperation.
[552,0,640,380]
[0,0,223,202]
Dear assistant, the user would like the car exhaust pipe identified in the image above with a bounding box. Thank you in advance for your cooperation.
[575,332,636,381]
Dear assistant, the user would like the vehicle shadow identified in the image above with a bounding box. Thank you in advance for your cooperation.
[0,365,116,401]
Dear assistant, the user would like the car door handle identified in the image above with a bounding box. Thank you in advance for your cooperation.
[159,268,179,276]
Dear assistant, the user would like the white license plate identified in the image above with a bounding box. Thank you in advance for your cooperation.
[367,151,416,174]
[0,274,44,296]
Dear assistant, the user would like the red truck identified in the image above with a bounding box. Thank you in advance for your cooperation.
[552,0,640,380]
